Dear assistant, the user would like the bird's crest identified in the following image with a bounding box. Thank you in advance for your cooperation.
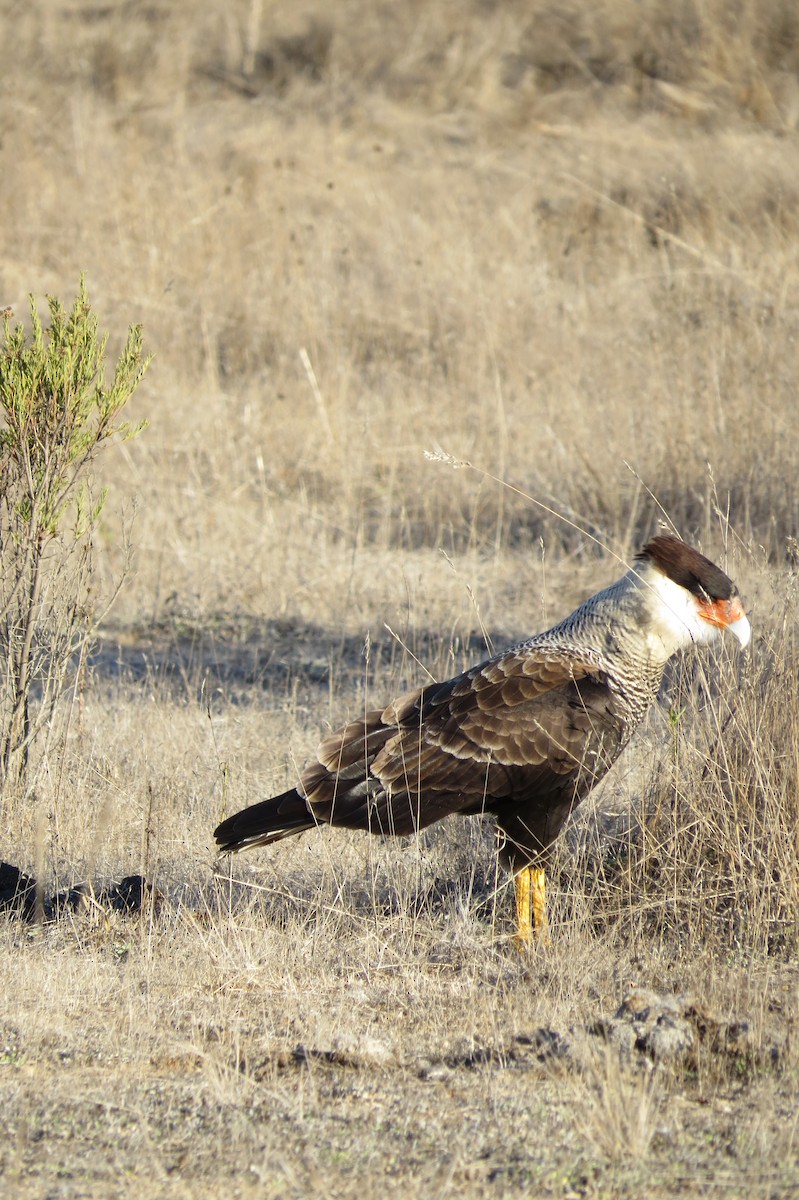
[638,535,736,602]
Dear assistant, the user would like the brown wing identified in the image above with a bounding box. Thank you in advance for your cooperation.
[300,644,629,858]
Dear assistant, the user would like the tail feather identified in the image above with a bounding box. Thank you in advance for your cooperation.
[214,788,314,853]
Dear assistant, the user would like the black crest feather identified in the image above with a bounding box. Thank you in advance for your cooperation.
[639,535,735,600]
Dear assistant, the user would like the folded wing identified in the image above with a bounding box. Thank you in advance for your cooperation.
[301,644,628,861]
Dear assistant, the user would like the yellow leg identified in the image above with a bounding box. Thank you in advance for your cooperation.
[514,866,549,948]
[531,866,548,941]
[515,866,532,946]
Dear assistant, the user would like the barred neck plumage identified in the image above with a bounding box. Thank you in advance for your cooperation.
[524,561,716,724]
[545,557,726,662]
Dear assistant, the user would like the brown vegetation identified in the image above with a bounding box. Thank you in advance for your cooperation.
[1,2,798,1196]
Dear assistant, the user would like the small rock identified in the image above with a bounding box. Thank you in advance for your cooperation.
[418,1063,453,1082]
[642,1013,695,1061]
[330,1033,396,1068]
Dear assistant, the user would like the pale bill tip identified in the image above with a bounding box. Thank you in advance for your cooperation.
[727,613,751,648]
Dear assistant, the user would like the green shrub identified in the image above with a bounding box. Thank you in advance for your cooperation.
[0,278,148,791]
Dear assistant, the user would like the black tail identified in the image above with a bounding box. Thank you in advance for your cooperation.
[214,788,315,854]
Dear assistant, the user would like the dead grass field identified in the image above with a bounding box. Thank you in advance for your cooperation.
[2,1,799,1196]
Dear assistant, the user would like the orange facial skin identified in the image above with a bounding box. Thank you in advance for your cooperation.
[697,594,747,630]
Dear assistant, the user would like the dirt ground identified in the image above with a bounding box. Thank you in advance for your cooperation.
[2,898,798,1199]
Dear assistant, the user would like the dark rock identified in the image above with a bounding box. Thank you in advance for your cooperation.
[0,861,37,919]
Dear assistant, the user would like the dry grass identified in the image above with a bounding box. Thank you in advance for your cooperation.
[2,1,799,1196]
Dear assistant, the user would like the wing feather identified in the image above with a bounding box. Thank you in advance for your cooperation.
[299,644,627,856]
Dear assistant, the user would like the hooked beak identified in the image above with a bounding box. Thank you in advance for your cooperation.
[726,611,751,648]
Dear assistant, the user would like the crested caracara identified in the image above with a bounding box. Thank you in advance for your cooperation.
[214,536,750,943]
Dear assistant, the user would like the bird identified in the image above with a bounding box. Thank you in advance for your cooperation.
[214,535,750,943]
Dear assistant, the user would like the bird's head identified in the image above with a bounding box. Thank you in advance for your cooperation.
[634,535,751,657]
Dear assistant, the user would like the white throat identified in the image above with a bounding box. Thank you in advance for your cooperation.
[640,569,717,660]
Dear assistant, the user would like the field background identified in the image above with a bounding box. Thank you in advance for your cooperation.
[2,1,799,1196]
